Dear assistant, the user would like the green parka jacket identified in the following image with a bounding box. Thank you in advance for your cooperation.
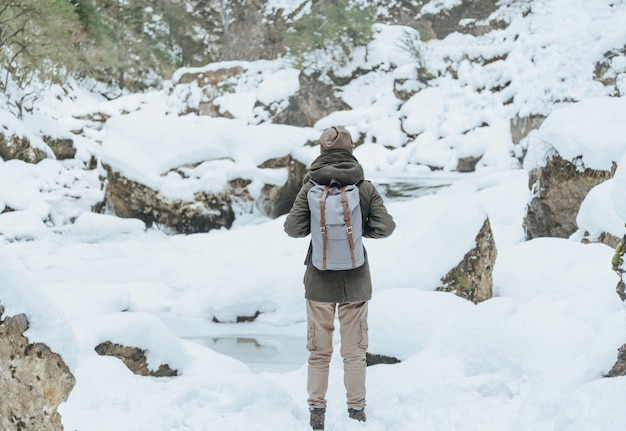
[284,150,396,303]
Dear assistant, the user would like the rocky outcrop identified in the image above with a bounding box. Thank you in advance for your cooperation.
[523,154,614,239]
[170,65,350,127]
[511,115,546,146]
[366,352,401,366]
[594,45,626,95]
[103,154,306,232]
[0,306,75,431]
[95,341,177,377]
[0,132,49,164]
[417,0,507,41]
[307,0,505,42]
[456,155,483,173]
[437,217,497,303]
[606,343,626,377]
[103,164,241,234]
[258,155,308,217]
[169,64,247,117]
[43,136,77,160]
[210,1,303,62]
[273,71,351,127]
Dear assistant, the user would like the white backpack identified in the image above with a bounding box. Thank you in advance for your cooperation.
[307,179,365,270]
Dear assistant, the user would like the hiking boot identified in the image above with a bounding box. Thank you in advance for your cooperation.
[348,407,366,422]
[309,407,325,430]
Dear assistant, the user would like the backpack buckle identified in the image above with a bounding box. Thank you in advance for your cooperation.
[346,226,353,234]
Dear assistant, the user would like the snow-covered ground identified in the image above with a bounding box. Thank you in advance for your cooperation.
[2,0,626,430]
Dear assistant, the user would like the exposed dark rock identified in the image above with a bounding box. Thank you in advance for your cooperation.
[273,71,351,127]
[212,311,261,323]
[523,155,614,239]
[103,164,239,234]
[606,343,626,377]
[170,65,247,117]
[418,0,507,40]
[216,1,299,61]
[510,115,546,146]
[456,155,483,173]
[0,306,75,431]
[437,217,497,303]
[366,352,401,366]
[594,46,626,95]
[617,279,626,302]
[95,341,177,377]
[258,155,308,217]
[43,136,77,160]
[0,132,49,163]
[580,231,622,248]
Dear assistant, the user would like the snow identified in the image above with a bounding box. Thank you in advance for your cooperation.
[525,97,626,171]
[1,0,626,430]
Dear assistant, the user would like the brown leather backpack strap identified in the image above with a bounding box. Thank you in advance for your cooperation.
[320,186,329,270]
[340,186,356,268]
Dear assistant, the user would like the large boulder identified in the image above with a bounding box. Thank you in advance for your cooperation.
[0,132,49,164]
[0,306,75,431]
[95,341,177,377]
[103,153,307,233]
[168,64,247,117]
[523,154,613,239]
[103,164,240,234]
[437,217,497,303]
[169,63,348,127]
[273,71,352,127]
[43,136,77,160]
[417,0,507,40]
[258,155,308,218]
[606,342,626,377]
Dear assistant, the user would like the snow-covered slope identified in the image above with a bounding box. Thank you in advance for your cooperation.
[1,0,626,430]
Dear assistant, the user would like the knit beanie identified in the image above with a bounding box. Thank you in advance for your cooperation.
[319,126,354,154]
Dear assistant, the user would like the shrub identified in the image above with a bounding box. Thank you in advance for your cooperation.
[284,3,377,69]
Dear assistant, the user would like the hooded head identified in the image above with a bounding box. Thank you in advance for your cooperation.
[319,126,354,154]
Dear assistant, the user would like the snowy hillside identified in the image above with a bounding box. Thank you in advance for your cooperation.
[2,0,626,430]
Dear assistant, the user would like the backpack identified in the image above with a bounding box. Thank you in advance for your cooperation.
[307,179,365,271]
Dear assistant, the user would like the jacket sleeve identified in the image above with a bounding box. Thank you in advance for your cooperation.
[362,183,396,239]
[284,183,311,238]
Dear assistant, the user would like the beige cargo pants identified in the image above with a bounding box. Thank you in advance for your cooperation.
[306,299,368,410]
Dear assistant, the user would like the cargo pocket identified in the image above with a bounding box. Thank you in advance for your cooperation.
[307,322,316,351]
[359,319,368,350]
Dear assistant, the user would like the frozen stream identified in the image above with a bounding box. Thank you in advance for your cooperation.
[187,334,308,373]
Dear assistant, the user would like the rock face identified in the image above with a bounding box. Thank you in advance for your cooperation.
[103,155,305,233]
[169,65,247,117]
[103,164,240,234]
[211,0,300,62]
[0,306,75,431]
[510,115,546,146]
[523,154,614,239]
[43,136,77,160]
[170,65,349,127]
[366,352,401,366]
[273,71,351,127]
[258,155,308,218]
[0,132,49,164]
[95,341,177,377]
[416,0,507,40]
[437,217,497,303]
[606,342,626,377]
